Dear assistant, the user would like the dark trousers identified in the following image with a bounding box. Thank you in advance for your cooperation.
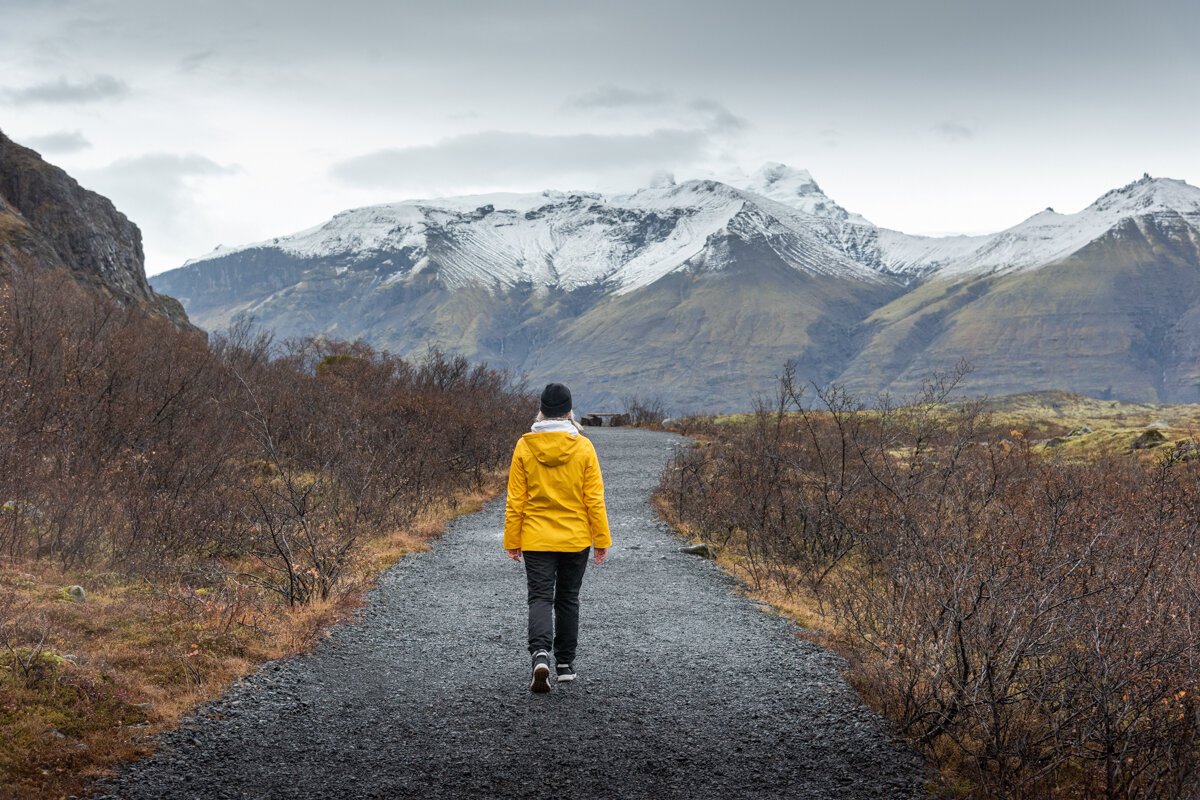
[523,548,590,664]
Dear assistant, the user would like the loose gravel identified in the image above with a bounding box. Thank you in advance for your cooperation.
[95,428,927,799]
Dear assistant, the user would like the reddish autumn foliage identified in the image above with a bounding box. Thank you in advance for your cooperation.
[660,363,1200,800]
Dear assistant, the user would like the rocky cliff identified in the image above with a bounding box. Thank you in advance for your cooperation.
[0,129,189,326]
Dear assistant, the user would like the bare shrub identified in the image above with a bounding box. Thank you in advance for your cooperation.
[0,265,531,600]
[621,394,667,427]
[658,361,1200,799]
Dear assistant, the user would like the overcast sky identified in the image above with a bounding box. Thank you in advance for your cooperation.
[2,0,1198,275]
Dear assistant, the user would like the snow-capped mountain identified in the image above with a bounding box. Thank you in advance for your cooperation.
[731,162,870,223]
[182,166,1200,291]
[875,173,1200,277]
[155,168,1200,410]
[186,176,890,297]
[726,165,1200,280]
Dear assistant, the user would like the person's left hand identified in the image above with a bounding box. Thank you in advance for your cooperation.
[506,548,522,562]
[593,547,608,565]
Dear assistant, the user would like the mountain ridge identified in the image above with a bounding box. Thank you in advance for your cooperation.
[154,167,1200,411]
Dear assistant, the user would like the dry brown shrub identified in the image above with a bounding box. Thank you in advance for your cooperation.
[0,264,533,797]
[659,361,1200,800]
[0,267,529,589]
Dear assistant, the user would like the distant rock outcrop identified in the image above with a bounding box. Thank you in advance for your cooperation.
[1132,428,1167,449]
[0,129,190,326]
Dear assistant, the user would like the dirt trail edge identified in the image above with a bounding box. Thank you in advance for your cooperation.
[96,428,927,799]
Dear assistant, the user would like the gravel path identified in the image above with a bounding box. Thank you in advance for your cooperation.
[96,428,927,799]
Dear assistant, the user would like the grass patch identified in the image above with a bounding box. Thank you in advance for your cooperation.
[0,478,503,800]
[982,390,1200,459]
[651,495,835,635]
[656,387,1200,799]
[702,390,1200,461]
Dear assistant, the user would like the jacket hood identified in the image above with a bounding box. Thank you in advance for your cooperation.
[523,431,582,467]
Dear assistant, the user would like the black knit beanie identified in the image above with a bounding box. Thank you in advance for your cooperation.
[540,383,572,417]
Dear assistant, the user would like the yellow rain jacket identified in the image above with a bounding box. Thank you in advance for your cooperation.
[503,430,611,552]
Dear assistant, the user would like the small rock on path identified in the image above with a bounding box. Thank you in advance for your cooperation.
[96,428,927,799]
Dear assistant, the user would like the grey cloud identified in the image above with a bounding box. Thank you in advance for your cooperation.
[79,153,240,272]
[2,75,129,105]
[687,99,749,134]
[92,152,237,182]
[330,129,711,189]
[80,153,237,233]
[564,88,747,136]
[819,128,842,148]
[179,50,217,73]
[935,121,976,141]
[24,130,92,154]
[564,87,673,110]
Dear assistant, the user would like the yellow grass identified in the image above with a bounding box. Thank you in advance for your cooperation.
[982,390,1200,460]
[704,391,1200,461]
[657,390,1200,799]
[651,495,837,635]
[0,476,504,800]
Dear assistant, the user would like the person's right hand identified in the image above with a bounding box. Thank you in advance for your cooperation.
[506,548,522,562]
[593,547,608,565]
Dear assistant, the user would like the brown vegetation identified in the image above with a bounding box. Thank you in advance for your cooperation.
[620,394,667,428]
[0,264,531,798]
[657,362,1200,799]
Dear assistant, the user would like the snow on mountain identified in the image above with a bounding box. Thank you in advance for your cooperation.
[720,164,1003,277]
[191,203,427,265]
[1090,174,1200,217]
[184,173,889,295]
[875,174,1200,278]
[869,229,991,277]
[183,168,1200,294]
[614,177,882,284]
[776,168,1200,280]
[731,162,871,225]
[404,189,595,214]
[412,181,770,293]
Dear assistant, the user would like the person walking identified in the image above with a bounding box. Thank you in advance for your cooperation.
[504,383,611,693]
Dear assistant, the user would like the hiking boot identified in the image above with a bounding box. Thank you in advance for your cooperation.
[556,663,576,682]
[530,650,551,693]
